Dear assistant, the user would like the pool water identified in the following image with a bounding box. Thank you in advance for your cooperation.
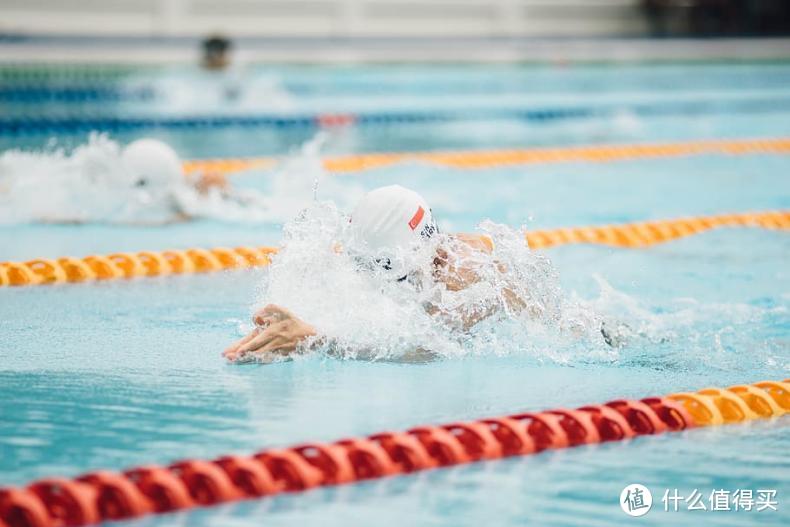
[4,62,790,156]
[1,62,789,526]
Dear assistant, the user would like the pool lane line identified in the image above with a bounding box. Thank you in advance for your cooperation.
[5,96,790,136]
[0,86,156,103]
[1,210,788,288]
[526,210,790,249]
[182,137,790,175]
[0,380,787,527]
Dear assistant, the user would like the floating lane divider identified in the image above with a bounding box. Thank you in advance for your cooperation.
[0,380,787,527]
[183,157,277,175]
[525,210,790,250]
[5,97,790,135]
[0,65,143,83]
[1,211,788,288]
[0,86,156,103]
[182,137,790,175]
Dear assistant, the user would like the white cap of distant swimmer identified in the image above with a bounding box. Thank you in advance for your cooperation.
[121,138,182,189]
[350,185,437,253]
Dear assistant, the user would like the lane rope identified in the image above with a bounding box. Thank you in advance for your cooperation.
[0,86,155,103]
[1,211,787,288]
[0,379,786,527]
[4,97,790,135]
[182,137,790,175]
[0,65,140,82]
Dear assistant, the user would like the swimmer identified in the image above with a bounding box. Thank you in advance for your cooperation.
[120,138,232,222]
[123,138,278,223]
[224,185,622,363]
[201,35,232,71]
[0,136,267,224]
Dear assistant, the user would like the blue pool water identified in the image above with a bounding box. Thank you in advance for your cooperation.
[1,62,789,526]
[4,62,790,156]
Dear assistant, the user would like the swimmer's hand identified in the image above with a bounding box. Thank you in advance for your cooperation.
[193,171,229,195]
[223,305,317,363]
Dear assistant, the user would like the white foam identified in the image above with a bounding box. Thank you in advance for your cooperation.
[0,134,280,225]
[241,198,790,369]
[247,199,618,363]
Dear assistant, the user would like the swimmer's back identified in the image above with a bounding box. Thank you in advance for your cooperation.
[455,233,494,253]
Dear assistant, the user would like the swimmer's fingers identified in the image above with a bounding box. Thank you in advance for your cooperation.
[235,326,279,356]
[253,304,291,326]
[259,304,295,321]
[258,334,296,355]
[223,328,261,360]
[233,312,316,361]
[237,322,298,358]
[233,327,261,350]
[252,307,268,327]
[255,313,282,328]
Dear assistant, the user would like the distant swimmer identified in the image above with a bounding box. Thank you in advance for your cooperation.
[0,136,269,224]
[201,35,233,71]
[119,138,228,222]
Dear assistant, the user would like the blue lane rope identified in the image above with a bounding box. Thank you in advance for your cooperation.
[0,86,156,103]
[2,97,789,135]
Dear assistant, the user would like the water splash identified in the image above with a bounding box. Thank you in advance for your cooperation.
[0,134,275,225]
[246,201,615,364]
[247,131,368,225]
[241,202,789,371]
[1,134,140,223]
[583,275,789,373]
[123,68,296,115]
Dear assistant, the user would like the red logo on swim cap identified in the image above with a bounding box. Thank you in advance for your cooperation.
[408,206,425,230]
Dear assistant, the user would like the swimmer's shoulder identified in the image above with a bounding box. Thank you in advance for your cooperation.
[454,233,494,253]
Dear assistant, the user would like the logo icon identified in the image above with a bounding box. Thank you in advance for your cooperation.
[621,484,652,517]
[408,206,425,230]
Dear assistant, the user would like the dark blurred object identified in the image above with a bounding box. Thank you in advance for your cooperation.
[642,0,790,36]
[202,35,232,70]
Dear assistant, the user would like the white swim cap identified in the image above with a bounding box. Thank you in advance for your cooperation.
[350,185,437,254]
[121,138,182,189]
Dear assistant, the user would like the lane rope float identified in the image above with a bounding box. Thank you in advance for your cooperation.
[525,210,790,249]
[0,86,155,103]
[4,97,790,136]
[0,379,787,527]
[182,137,790,175]
[1,210,788,288]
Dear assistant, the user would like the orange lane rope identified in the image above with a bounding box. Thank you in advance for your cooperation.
[525,210,790,250]
[182,137,790,175]
[1,211,787,288]
[182,157,276,175]
[0,379,787,527]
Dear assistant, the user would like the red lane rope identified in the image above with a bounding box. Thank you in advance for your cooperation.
[1,380,787,527]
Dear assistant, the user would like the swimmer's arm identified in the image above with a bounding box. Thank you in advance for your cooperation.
[460,233,531,318]
[425,301,497,331]
[224,306,437,364]
[432,262,528,331]
[429,284,529,332]
[434,239,527,329]
[498,273,529,314]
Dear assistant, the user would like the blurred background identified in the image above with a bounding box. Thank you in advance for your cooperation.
[1,0,790,232]
[1,1,790,63]
[2,1,790,38]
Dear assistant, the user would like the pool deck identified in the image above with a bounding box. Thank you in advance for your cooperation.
[0,36,789,64]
